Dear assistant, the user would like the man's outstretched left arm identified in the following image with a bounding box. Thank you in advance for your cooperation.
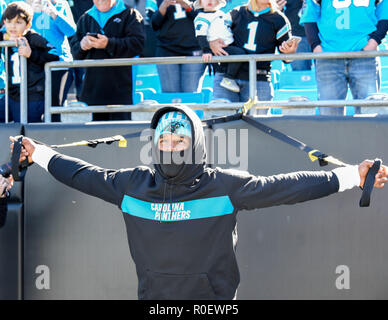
[219,161,388,211]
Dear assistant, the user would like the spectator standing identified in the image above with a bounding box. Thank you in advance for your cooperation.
[147,0,206,93]
[209,0,299,111]
[278,0,312,70]
[0,0,8,123]
[1,1,60,123]
[69,0,145,121]
[301,0,388,115]
[62,0,93,104]
[26,0,76,115]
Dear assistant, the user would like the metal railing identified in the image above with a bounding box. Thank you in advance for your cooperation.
[40,49,388,122]
[0,41,28,124]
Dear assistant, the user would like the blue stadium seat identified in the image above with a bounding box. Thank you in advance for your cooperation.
[136,64,158,76]
[135,74,162,92]
[273,88,318,101]
[142,91,206,104]
[271,60,284,72]
[381,66,388,85]
[278,70,317,90]
[202,87,213,103]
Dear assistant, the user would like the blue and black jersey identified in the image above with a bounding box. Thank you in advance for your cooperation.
[222,5,292,81]
[300,0,388,51]
[146,0,201,56]
[0,30,59,101]
[45,105,340,300]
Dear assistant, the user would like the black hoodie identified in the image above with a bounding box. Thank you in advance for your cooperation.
[44,105,340,299]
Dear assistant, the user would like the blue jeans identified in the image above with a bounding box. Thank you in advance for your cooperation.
[157,63,206,92]
[8,97,44,123]
[291,36,313,71]
[213,73,274,114]
[316,58,379,115]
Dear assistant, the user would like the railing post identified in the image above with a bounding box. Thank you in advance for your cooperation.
[19,56,28,124]
[4,46,9,124]
[249,58,257,115]
[44,64,52,123]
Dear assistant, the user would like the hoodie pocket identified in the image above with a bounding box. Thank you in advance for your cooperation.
[144,270,217,300]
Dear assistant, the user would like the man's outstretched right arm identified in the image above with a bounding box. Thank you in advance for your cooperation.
[14,137,134,207]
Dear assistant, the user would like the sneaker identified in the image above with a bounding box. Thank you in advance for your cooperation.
[220,77,240,93]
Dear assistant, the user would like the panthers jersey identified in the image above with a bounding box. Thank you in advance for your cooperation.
[146,0,201,55]
[226,5,292,80]
[300,0,388,51]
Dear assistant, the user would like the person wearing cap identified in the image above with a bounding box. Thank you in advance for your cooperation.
[10,105,388,299]
[194,0,247,93]
[0,175,13,229]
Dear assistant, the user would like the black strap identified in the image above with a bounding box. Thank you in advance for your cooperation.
[241,115,331,166]
[11,135,30,182]
[359,159,381,207]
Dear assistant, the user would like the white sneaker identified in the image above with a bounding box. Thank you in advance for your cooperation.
[220,77,240,93]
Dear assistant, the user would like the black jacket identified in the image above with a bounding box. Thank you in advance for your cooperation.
[45,105,340,299]
[148,0,201,56]
[0,30,59,101]
[70,4,145,106]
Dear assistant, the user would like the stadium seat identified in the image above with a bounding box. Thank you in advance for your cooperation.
[278,70,317,90]
[273,88,318,101]
[141,91,206,104]
[135,74,162,92]
[380,66,388,86]
[271,60,284,72]
[202,87,213,103]
[135,64,158,76]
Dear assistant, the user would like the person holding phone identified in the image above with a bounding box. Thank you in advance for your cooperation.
[70,0,145,121]
[209,0,299,110]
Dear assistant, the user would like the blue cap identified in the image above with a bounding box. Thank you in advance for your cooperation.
[154,112,192,144]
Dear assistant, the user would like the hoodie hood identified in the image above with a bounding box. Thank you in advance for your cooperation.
[150,105,207,184]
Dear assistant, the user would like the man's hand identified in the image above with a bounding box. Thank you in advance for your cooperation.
[279,38,299,54]
[313,45,323,53]
[88,34,109,49]
[0,176,13,198]
[209,39,228,56]
[363,38,378,51]
[9,136,36,165]
[17,37,32,58]
[80,35,93,51]
[42,0,58,20]
[159,0,176,15]
[202,53,213,63]
[359,160,388,189]
[276,0,287,10]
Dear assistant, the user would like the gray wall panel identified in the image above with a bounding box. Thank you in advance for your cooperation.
[0,203,23,300]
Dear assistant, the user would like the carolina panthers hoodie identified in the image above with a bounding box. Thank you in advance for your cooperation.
[31,105,360,299]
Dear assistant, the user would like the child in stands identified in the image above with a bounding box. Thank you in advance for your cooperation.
[0,1,59,122]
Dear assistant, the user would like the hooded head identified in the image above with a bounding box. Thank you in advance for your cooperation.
[151,106,207,183]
